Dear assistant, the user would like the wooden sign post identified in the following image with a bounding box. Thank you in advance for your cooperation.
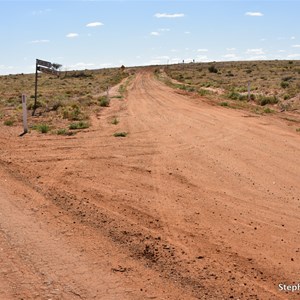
[248,81,251,101]
[33,59,61,116]
[19,94,28,136]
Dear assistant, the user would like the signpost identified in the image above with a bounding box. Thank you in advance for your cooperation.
[248,81,251,101]
[33,59,61,116]
[19,94,28,136]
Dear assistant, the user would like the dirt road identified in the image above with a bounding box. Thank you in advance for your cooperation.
[0,70,299,299]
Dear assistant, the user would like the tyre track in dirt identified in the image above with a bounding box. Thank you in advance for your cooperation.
[0,69,299,299]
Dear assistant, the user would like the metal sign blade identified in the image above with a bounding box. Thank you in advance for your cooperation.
[37,66,59,76]
[36,59,52,69]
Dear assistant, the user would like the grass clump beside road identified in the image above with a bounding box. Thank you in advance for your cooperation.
[31,124,50,133]
[111,117,119,125]
[69,121,89,130]
[99,96,110,107]
[219,102,229,107]
[114,132,127,137]
[4,119,15,126]
[56,128,75,136]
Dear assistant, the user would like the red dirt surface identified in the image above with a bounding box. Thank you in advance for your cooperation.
[0,69,299,299]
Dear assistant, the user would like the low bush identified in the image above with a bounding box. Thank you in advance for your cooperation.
[219,102,229,107]
[4,119,14,126]
[32,124,50,133]
[99,96,110,107]
[69,121,89,130]
[114,132,127,137]
[257,95,278,106]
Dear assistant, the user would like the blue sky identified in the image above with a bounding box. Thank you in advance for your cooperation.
[0,0,300,74]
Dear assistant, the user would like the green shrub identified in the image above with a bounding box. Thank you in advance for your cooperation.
[32,124,50,133]
[99,96,110,107]
[257,95,278,106]
[198,89,211,96]
[281,81,289,89]
[114,132,127,137]
[57,128,75,136]
[219,102,229,107]
[4,119,14,126]
[69,121,89,130]
[111,117,119,125]
[208,65,218,73]
[264,107,274,114]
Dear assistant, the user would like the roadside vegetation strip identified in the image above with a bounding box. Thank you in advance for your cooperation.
[0,67,130,134]
[157,60,300,112]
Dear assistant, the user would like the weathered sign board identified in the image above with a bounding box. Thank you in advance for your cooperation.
[37,66,59,76]
[36,59,52,69]
[33,59,61,116]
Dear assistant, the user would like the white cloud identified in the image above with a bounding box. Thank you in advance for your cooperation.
[184,31,191,34]
[291,36,296,40]
[246,55,267,61]
[158,28,170,32]
[86,22,104,27]
[226,48,236,51]
[66,33,79,38]
[246,48,265,55]
[223,54,237,59]
[196,55,209,62]
[150,32,160,36]
[0,65,15,70]
[99,63,112,68]
[292,45,300,48]
[278,50,286,53]
[32,9,52,16]
[197,49,208,52]
[155,55,170,60]
[148,59,163,65]
[29,39,50,44]
[67,62,95,70]
[245,12,264,17]
[287,54,300,59]
[154,13,185,18]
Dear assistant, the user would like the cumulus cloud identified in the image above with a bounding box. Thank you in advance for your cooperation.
[32,9,52,16]
[292,45,300,48]
[29,39,50,44]
[66,33,79,38]
[150,32,160,36]
[223,54,237,59]
[196,55,209,62]
[67,62,95,70]
[287,54,300,59]
[197,49,208,52]
[158,28,170,32]
[154,13,185,18]
[0,65,15,70]
[246,48,265,55]
[86,22,104,27]
[245,12,264,17]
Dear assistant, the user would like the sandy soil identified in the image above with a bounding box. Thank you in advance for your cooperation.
[0,69,299,299]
